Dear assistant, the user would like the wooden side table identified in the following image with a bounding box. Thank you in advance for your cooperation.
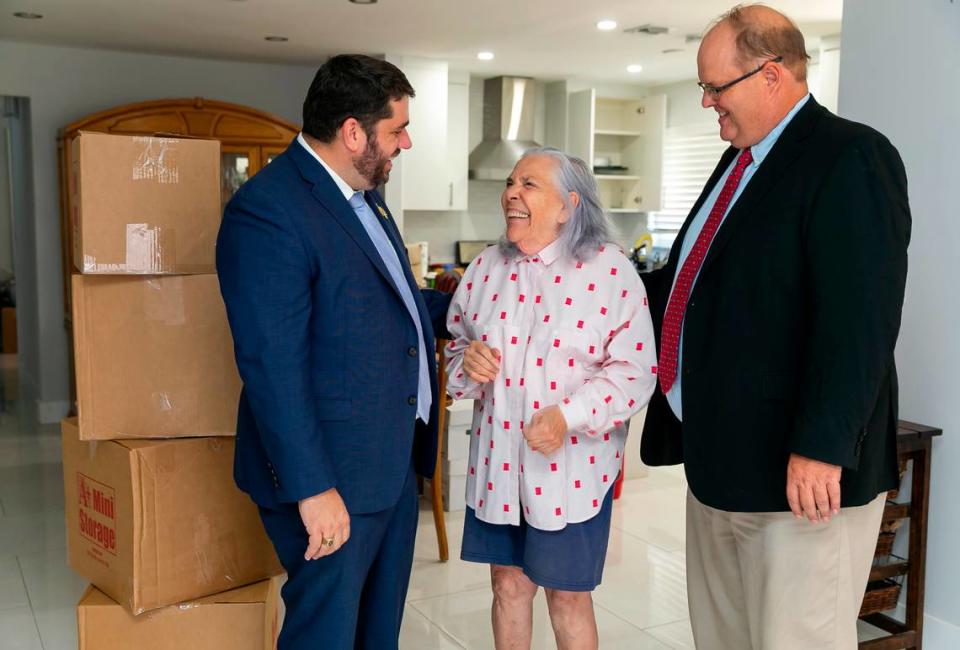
[859,420,942,649]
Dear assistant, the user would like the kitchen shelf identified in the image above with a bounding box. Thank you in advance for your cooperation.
[568,91,665,213]
[594,129,644,137]
[869,557,910,582]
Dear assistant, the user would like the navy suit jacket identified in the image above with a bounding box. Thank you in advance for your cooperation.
[216,140,451,514]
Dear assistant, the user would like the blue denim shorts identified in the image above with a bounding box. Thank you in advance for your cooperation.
[460,486,614,591]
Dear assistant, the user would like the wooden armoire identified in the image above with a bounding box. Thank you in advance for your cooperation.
[58,97,299,401]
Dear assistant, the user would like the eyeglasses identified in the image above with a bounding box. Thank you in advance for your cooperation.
[697,56,783,96]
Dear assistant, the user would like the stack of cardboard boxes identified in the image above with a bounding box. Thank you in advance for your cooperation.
[62,132,283,649]
[439,399,474,511]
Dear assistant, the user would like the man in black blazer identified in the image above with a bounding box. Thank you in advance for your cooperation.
[639,6,910,649]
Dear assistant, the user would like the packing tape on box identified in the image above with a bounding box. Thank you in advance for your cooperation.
[152,392,174,412]
[81,223,175,273]
[143,276,186,325]
[132,136,181,184]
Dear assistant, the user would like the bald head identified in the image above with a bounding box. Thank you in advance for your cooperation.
[706,3,810,82]
[696,4,810,148]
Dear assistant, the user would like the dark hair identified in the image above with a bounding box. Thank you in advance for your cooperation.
[302,54,415,142]
[715,4,810,81]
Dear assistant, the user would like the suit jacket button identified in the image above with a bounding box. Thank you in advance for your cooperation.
[408,346,418,357]
[408,395,417,406]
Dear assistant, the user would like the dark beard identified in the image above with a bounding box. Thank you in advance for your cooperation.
[353,135,397,188]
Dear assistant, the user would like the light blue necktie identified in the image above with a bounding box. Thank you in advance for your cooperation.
[348,192,431,423]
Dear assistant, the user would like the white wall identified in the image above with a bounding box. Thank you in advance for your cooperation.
[0,40,315,421]
[840,1,960,647]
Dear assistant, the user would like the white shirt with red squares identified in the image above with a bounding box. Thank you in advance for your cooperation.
[444,240,657,531]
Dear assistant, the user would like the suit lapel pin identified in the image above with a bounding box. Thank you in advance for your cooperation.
[376,204,389,220]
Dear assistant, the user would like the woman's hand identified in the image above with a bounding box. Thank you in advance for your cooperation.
[463,340,501,383]
[524,406,568,455]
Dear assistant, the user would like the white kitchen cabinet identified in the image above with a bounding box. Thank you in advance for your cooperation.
[567,90,666,214]
[446,70,470,211]
[384,56,468,213]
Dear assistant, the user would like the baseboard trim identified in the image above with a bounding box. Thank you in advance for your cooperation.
[920,612,960,649]
[885,604,960,649]
[36,399,70,424]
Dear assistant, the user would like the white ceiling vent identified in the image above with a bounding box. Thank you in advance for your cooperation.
[623,24,671,36]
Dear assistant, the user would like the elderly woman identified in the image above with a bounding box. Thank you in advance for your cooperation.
[444,147,657,649]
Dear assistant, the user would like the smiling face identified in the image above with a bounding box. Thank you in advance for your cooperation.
[501,155,572,255]
[352,96,412,188]
[697,23,773,149]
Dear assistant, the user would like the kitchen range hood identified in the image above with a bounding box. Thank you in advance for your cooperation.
[468,76,540,180]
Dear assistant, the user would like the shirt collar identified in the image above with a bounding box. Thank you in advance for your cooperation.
[296,132,355,201]
[528,238,564,266]
[748,93,810,166]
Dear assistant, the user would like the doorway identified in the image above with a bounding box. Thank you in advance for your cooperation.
[0,96,32,414]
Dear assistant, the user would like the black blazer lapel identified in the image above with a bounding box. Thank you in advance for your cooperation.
[699,97,826,275]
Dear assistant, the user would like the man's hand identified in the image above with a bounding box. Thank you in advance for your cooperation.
[298,487,351,560]
[524,406,568,455]
[463,340,501,383]
[786,453,842,523]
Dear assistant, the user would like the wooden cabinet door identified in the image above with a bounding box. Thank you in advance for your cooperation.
[221,145,261,213]
[261,145,287,169]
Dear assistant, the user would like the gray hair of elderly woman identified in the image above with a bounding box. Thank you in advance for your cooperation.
[498,147,612,262]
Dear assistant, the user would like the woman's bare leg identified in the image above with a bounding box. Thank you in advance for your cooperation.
[490,564,538,650]
[544,588,598,650]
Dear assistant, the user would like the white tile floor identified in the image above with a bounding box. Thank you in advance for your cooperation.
[0,361,890,649]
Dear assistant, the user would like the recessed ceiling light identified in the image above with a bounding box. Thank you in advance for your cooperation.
[477,51,494,61]
[626,64,644,74]
[13,11,43,19]
[264,36,289,42]
[349,0,378,4]
[597,20,618,31]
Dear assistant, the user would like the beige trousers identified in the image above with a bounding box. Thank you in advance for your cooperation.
[685,490,886,650]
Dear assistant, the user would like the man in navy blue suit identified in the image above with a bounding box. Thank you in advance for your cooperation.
[216,54,453,649]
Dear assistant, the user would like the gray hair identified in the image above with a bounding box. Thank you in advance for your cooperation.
[498,147,612,262]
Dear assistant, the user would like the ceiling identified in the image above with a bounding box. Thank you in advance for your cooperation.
[0,0,843,86]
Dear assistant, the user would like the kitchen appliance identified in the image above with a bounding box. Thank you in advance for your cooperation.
[456,240,496,265]
[468,76,541,181]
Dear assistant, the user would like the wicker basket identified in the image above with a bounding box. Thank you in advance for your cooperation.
[887,458,909,500]
[860,579,902,616]
[874,532,897,558]
[881,516,906,534]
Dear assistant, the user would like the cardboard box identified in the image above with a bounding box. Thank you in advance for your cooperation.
[404,241,428,288]
[443,399,474,461]
[440,473,467,512]
[72,274,241,440]
[62,418,282,615]
[440,457,469,480]
[71,131,221,274]
[442,424,471,461]
[77,578,282,650]
[446,398,474,427]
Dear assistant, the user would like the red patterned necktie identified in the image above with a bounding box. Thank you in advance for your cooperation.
[658,147,753,394]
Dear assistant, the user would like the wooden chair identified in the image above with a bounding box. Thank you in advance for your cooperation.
[430,338,451,562]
